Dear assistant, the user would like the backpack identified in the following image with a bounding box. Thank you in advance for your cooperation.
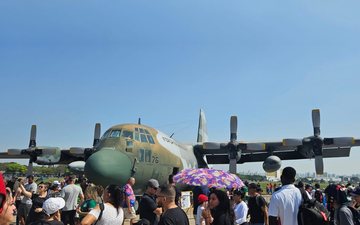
[347,206,360,225]
[93,201,105,225]
[314,190,323,203]
[298,197,330,225]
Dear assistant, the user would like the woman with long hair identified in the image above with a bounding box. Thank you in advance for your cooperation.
[202,189,235,225]
[77,185,99,222]
[81,184,124,225]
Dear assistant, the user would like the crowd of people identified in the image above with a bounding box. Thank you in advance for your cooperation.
[0,167,359,225]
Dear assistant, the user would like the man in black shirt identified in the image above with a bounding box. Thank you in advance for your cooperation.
[139,179,162,225]
[247,183,268,225]
[156,184,189,225]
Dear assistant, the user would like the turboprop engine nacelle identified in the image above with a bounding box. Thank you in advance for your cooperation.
[262,155,282,173]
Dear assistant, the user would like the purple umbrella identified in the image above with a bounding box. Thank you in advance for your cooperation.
[173,168,244,189]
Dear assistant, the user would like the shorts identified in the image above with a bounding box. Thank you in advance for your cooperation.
[124,207,137,219]
[18,203,32,221]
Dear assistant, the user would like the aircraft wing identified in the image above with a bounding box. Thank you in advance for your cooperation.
[0,152,30,159]
[194,137,359,174]
[0,147,85,165]
[203,146,352,164]
[0,123,100,166]
[195,139,359,163]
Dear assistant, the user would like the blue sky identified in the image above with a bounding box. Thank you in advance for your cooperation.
[1,1,360,176]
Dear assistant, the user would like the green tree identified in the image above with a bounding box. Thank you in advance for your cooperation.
[5,162,27,174]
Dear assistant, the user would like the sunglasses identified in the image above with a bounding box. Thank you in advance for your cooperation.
[39,186,46,189]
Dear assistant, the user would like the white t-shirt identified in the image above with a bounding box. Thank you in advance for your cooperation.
[196,205,205,225]
[89,203,124,225]
[268,184,302,225]
[234,201,248,225]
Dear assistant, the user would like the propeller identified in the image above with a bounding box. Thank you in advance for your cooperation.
[27,125,37,176]
[310,109,324,174]
[93,123,101,147]
[228,116,239,174]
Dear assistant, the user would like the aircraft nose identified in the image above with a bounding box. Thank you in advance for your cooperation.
[84,149,132,187]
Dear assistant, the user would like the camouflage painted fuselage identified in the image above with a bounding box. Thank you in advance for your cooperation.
[84,123,197,194]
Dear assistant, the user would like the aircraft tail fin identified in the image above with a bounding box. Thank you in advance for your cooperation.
[197,109,208,143]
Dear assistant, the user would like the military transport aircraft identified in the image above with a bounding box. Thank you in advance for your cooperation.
[1,109,359,194]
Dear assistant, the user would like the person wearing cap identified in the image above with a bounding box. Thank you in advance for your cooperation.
[334,185,354,225]
[268,167,302,225]
[48,181,62,198]
[30,197,65,225]
[195,194,208,225]
[139,179,162,225]
[233,188,248,225]
[0,174,17,225]
[247,182,268,225]
[350,186,360,209]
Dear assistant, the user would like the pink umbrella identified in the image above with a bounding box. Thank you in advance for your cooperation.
[173,168,244,189]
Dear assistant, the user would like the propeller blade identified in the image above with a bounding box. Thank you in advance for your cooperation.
[70,147,86,155]
[282,139,303,146]
[312,109,320,136]
[323,137,355,146]
[203,142,221,150]
[7,149,23,155]
[230,116,237,142]
[229,158,237,174]
[246,143,266,151]
[93,123,101,147]
[315,155,324,175]
[29,125,37,148]
[27,160,33,176]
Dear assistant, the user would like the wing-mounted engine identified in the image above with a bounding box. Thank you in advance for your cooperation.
[5,123,102,175]
[282,109,355,175]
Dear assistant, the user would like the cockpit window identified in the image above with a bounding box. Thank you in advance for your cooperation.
[140,134,148,143]
[134,127,155,144]
[121,130,133,139]
[134,132,140,141]
[101,129,111,139]
[109,130,122,138]
[147,135,155,144]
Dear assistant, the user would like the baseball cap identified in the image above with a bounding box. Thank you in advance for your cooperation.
[198,194,208,204]
[147,179,159,189]
[0,173,6,212]
[350,186,360,197]
[43,197,65,216]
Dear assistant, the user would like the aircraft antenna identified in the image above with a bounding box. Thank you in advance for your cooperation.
[170,133,175,138]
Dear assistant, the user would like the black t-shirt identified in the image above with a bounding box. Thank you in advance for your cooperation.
[247,195,266,223]
[211,212,232,225]
[139,193,158,225]
[158,207,189,225]
[26,194,48,225]
[29,219,64,225]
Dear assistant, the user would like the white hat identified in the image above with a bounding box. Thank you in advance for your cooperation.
[43,197,65,215]
[52,180,61,185]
